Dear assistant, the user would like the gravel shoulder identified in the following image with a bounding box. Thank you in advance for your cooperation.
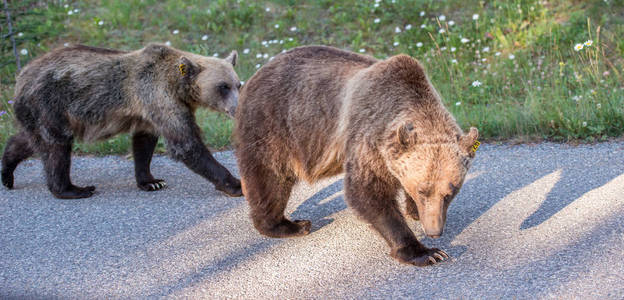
[1,143,624,299]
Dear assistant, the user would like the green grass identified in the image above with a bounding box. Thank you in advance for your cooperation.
[1,0,623,155]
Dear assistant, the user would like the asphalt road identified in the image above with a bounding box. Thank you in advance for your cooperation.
[1,143,624,299]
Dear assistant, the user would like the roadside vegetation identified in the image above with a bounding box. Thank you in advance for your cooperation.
[1,0,623,154]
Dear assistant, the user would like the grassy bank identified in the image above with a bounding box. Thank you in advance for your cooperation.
[1,0,623,155]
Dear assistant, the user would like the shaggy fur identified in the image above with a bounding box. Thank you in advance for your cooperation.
[235,46,478,266]
[1,44,243,199]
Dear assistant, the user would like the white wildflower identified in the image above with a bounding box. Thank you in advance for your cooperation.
[584,40,593,47]
[472,14,479,20]
[574,43,583,51]
[290,26,297,31]
[359,48,366,53]
[416,42,423,47]
[439,15,446,21]
[243,48,250,54]
[405,24,412,30]
[172,29,179,35]
[395,27,402,33]
[420,11,425,17]
[472,80,482,87]
[483,46,490,52]
[455,101,461,106]
[448,20,455,26]
[461,38,470,43]
[202,35,208,41]
[508,54,515,60]
[20,49,28,55]
[165,41,171,46]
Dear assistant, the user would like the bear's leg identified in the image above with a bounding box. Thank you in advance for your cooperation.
[345,164,448,266]
[1,131,35,189]
[404,191,420,220]
[132,131,166,191]
[242,162,311,238]
[40,141,95,199]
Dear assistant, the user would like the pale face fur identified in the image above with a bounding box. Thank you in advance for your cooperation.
[190,51,240,117]
[384,125,478,238]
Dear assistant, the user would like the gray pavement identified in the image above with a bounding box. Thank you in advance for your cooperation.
[1,143,624,299]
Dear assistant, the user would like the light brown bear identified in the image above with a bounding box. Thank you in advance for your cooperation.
[235,46,479,266]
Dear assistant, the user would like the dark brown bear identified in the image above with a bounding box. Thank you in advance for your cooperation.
[235,46,479,266]
[2,44,242,199]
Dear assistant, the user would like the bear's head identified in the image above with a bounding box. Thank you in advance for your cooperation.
[178,51,240,118]
[384,123,479,238]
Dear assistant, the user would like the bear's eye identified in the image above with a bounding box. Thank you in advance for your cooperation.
[217,82,231,96]
[236,82,242,89]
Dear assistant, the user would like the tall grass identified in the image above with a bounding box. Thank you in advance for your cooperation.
[1,0,623,154]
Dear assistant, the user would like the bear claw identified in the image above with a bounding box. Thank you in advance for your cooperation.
[294,219,312,235]
[138,179,167,192]
[391,246,450,267]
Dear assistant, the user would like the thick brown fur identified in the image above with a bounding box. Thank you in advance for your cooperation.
[1,44,243,199]
[235,46,478,266]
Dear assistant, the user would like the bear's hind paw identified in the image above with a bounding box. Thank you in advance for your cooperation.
[258,219,312,238]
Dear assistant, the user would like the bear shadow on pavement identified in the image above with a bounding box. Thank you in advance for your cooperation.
[425,144,624,259]
[289,179,347,233]
[146,178,347,298]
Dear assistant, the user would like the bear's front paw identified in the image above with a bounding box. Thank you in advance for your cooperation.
[391,245,449,267]
[215,178,243,197]
[138,179,167,191]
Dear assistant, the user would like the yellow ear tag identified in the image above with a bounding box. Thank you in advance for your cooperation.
[472,140,481,153]
[178,63,187,76]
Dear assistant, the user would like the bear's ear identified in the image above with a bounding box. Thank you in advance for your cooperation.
[225,50,237,67]
[397,123,416,147]
[459,127,479,156]
[178,56,201,80]
[144,43,172,59]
